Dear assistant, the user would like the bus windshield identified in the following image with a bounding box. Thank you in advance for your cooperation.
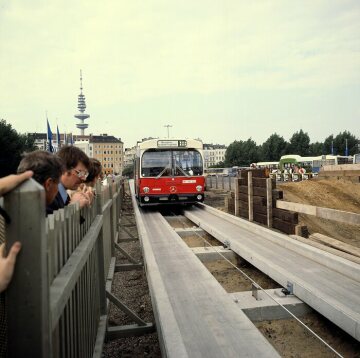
[141,149,203,177]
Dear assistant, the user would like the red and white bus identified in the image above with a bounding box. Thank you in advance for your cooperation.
[134,138,205,206]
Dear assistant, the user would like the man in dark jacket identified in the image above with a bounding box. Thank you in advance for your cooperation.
[47,146,91,215]
[17,150,64,208]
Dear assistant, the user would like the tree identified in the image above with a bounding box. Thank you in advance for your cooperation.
[323,134,334,155]
[286,129,310,156]
[260,133,287,161]
[333,131,358,156]
[209,161,225,168]
[309,142,324,156]
[225,138,259,167]
[0,119,36,177]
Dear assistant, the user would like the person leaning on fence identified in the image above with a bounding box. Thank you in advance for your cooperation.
[85,158,102,188]
[72,158,102,203]
[0,171,33,292]
[47,145,91,215]
[17,151,64,213]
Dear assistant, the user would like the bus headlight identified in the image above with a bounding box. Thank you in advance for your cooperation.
[143,187,150,193]
[196,185,202,192]
[197,194,203,200]
[144,196,150,202]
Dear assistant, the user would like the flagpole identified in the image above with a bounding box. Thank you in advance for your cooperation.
[46,114,53,153]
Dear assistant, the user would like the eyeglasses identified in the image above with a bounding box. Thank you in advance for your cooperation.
[72,168,89,179]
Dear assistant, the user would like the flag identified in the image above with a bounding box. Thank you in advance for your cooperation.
[47,119,54,153]
[345,139,349,156]
[57,125,61,147]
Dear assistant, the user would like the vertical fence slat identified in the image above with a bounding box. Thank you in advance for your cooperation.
[266,178,273,228]
[5,179,50,357]
[248,172,253,222]
[234,177,239,217]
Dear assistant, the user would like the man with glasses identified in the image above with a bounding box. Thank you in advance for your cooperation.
[47,146,91,215]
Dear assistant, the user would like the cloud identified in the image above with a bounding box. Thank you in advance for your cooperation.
[0,0,359,145]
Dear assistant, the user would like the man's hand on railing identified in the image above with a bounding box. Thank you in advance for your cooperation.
[70,191,91,208]
[82,185,95,205]
[0,242,21,292]
[0,171,33,197]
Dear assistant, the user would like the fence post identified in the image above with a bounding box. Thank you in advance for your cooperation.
[248,172,253,222]
[234,178,239,217]
[266,178,273,228]
[96,186,107,315]
[4,179,50,357]
[108,182,115,257]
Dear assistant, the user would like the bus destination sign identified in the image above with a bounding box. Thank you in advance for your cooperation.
[157,140,187,148]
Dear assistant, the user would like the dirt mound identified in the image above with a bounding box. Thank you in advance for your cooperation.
[278,179,360,247]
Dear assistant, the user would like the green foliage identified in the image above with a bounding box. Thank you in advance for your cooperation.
[323,134,334,154]
[0,119,36,177]
[224,129,359,166]
[209,161,225,168]
[287,129,310,156]
[309,142,324,156]
[225,139,259,166]
[323,132,358,155]
[260,133,287,161]
[334,131,358,156]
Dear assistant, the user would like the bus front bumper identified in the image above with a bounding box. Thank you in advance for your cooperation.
[139,193,204,206]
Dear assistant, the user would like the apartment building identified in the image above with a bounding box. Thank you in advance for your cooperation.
[88,134,124,175]
[30,132,124,174]
[203,144,227,169]
[124,146,137,168]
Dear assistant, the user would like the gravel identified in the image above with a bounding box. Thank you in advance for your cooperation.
[102,196,161,358]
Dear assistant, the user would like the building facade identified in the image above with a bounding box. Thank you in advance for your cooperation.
[124,146,137,168]
[88,134,124,175]
[30,132,124,175]
[203,144,227,169]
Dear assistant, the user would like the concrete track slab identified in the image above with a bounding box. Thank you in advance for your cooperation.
[130,182,279,357]
[184,205,360,341]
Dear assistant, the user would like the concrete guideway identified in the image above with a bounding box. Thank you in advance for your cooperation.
[129,181,279,358]
[184,204,360,342]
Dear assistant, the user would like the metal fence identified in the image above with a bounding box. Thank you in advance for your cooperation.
[3,177,123,358]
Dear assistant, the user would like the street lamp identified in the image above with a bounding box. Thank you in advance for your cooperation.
[164,124,172,138]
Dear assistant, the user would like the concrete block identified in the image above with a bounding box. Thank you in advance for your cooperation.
[230,289,312,322]
[191,246,236,262]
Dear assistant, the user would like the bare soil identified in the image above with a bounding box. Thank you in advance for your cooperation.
[277,179,360,247]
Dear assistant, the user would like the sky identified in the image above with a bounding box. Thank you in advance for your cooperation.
[0,0,359,148]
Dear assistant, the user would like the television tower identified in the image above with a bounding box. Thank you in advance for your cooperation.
[75,70,90,135]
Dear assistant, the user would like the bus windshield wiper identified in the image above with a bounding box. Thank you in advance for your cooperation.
[175,165,189,177]
[156,166,170,179]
